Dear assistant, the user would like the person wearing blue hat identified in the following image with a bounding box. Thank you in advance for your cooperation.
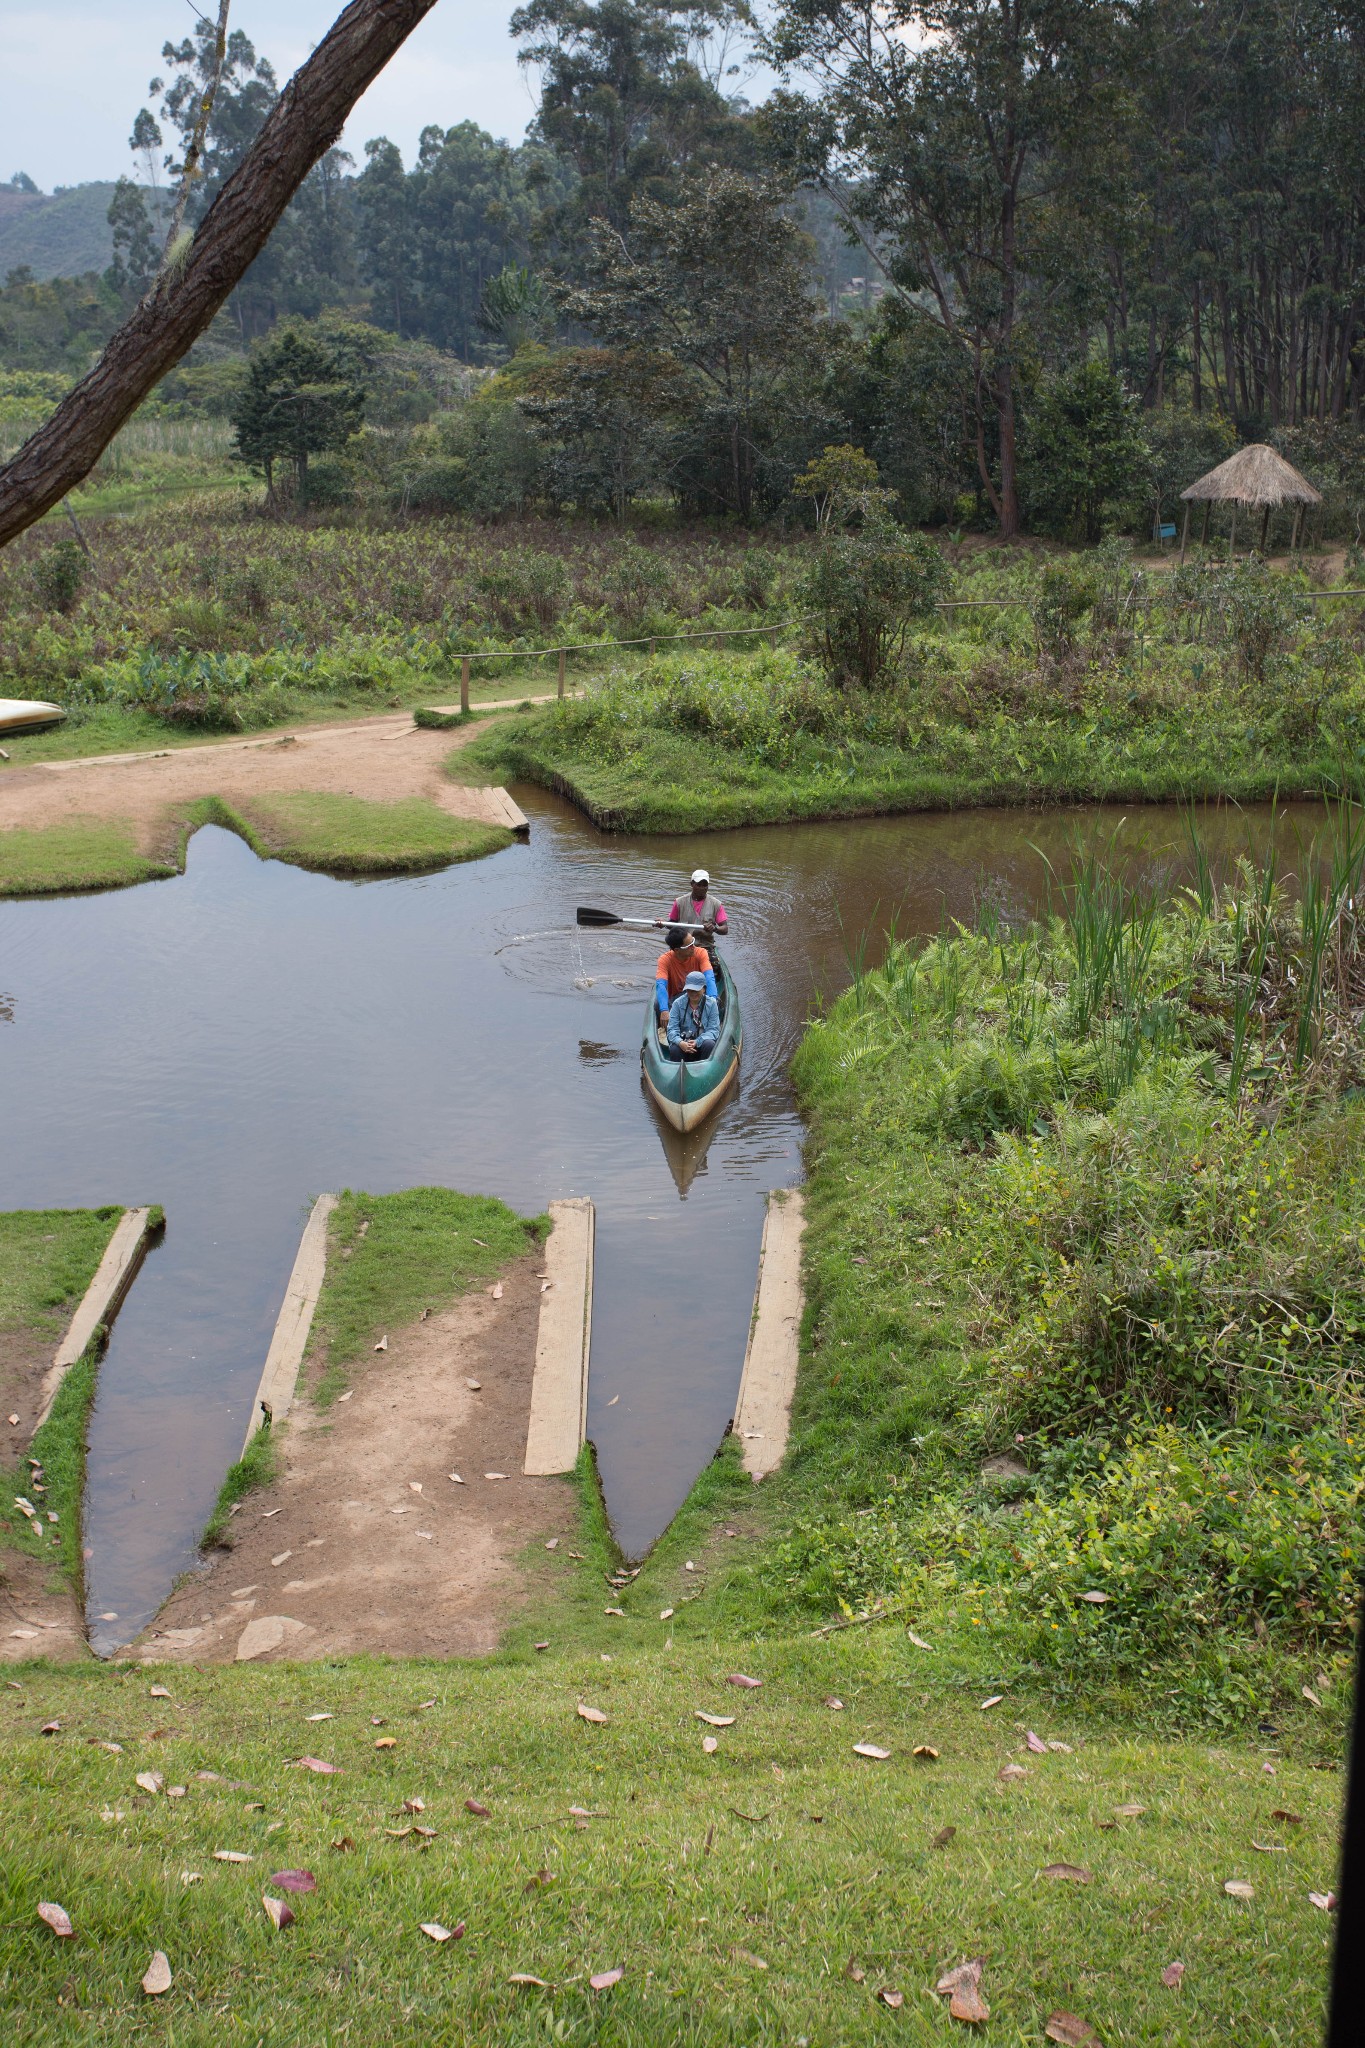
[666,968,720,1060]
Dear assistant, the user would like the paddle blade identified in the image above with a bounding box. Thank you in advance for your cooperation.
[576,906,622,927]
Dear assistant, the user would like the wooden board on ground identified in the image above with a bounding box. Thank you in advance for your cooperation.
[523,1198,594,1476]
[732,1189,806,1480]
[242,1195,336,1454]
[35,1206,156,1427]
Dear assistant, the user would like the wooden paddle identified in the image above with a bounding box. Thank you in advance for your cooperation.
[576,907,709,932]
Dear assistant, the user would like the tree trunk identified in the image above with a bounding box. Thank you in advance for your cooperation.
[0,0,440,550]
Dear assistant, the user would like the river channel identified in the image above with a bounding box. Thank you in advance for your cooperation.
[0,790,1323,1652]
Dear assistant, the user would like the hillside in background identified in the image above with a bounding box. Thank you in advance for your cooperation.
[0,183,119,281]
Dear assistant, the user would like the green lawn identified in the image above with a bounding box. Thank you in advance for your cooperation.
[0,1635,1340,2046]
[209,792,511,876]
[0,817,172,896]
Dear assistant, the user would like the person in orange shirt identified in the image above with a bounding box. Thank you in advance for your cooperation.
[655,929,715,1035]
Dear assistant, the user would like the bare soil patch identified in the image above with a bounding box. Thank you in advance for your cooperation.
[0,1328,86,1666]
[134,1253,580,1664]
[0,709,515,857]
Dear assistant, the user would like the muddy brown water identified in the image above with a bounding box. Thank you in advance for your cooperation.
[0,791,1325,1653]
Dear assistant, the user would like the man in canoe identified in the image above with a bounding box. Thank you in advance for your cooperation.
[667,970,720,1061]
[660,867,727,942]
[655,929,716,1038]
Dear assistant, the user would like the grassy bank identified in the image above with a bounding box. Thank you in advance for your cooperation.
[0,795,510,899]
[0,1635,1340,2046]
[761,824,1364,1737]
[462,638,1365,833]
[0,1207,126,1593]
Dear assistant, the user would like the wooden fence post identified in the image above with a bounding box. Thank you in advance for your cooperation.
[461,654,470,715]
[557,647,566,699]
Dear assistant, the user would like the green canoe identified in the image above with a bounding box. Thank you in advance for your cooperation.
[641,953,743,1133]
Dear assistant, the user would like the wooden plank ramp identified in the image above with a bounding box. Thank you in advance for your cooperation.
[35,1207,157,1428]
[241,1195,336,1454]
[523,1198,594,1475]
[732,1189,806,1479]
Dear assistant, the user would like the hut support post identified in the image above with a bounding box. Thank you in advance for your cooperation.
[1200,503,1210,546]
[1260,505,1271,555]
[1291,506,1303,553]
[1180,505,1190,563]
[1229,501,1237,559]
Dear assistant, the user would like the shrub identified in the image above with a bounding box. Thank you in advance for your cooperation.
[475,548,572,631]
[1021,360,1151,543]
[799,520,948,688]
[31,537,87,615]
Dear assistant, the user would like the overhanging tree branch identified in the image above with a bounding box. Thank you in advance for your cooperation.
[0,0,440,551]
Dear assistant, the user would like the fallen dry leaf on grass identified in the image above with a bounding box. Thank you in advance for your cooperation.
[907,1630,933,1650]
[936,1958,989,2024]
[213,1851,252,1864]
[1302,1686,1322,1707]
[1161,1961,1185,1989]
[853,1743,891,1761]
[465,1799,491,1818]
[979,1695,1003,1711]
[524,1870,555,1892]
[732,1948,768,1970]
[589,1968,624,1991]
[878,1988,904,2009]
[485,1472,508,1481]
[1045,2013,1099,2045]
[604,1607,624,1618]
[913,1744,939,1761]
[305,1713,333,1724]
[726,1674,762,1689]
[1223,1880,1255,1900]
[1310,1891,1337,1912]
[1026,1731,1049,1754]
[403,1797,426,1814]
[824,1696,844,1711]
[932,1825,957,1849]
[702,1736,718,1753]
[998,1763,1028,1781]
[141,1951,172,1996]
[1042,1863,1093,1884]
[37,1902,73,1938]
[331,1836,355,1852]
[577,1704,608,1724]
[1113,1803,1145,1819]
[40,1720,61,1735]
[845,1959,866,1983]
[659,1607,674,1621]
[291,1757,339,1774]
[136,1772,163,1796]
[420,1920,464,1943]
[697,1712,735,1728]
[1079,1590,1109,1605]
[269,1870,316,1893]
[1252,1840,1288,1854]
[149,1686,171,1700]
[510,1972,550,1987]
[180,1871,201,1886]
[1270,1808,1303,1825]
[375,1737,397,1750]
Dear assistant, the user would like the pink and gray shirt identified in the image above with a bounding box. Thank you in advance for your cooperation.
[669,890,727,935]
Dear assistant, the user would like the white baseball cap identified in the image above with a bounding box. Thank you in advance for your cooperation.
[691,868,710,884]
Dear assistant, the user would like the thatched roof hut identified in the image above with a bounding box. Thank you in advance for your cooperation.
[1179,443,1321,555]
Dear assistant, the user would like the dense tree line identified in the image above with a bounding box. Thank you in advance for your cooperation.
[5,0,1365,537]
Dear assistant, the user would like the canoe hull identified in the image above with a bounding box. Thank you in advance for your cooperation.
[641,956,742,1134]
[0,699,66,735]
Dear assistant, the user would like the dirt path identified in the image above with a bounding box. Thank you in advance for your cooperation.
[132,1253,580,1665]
[0,1331,86,1665]
[0,704,538,854]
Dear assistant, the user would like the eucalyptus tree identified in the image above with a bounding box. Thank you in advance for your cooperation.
[763,0,1128,537]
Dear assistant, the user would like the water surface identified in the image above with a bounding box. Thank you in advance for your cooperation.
[0,791,1319,1650]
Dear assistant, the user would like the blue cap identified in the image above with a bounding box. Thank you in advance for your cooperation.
[683,971,706,991]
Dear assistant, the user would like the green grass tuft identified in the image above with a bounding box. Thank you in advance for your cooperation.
[201,1425,278,1550]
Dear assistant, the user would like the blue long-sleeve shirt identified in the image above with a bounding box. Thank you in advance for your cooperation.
[667,989,720,1054]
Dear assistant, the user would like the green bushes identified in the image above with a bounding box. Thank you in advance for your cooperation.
[783,839,1365,1716]
[799,522,947,686]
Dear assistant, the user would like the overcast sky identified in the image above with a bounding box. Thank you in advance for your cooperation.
[4,2,547,192]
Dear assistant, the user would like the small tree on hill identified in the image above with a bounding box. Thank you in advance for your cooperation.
[232,326,365,502]
[791,443,895,529]
[801,519,948,688]
[1021,360,1150,544]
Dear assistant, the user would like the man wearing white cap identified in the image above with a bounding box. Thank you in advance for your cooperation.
[664,868,727,942]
